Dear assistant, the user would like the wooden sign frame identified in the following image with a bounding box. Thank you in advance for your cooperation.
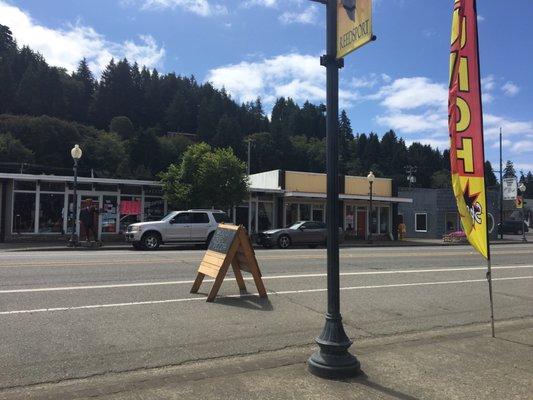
[190,224,267,302]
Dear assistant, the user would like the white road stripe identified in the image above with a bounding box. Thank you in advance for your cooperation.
[1,265,532,294]
[1,276,531,316]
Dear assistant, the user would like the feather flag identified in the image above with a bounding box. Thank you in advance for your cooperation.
[449,0,489,259]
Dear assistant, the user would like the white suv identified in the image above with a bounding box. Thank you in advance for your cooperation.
[125,209,230,250]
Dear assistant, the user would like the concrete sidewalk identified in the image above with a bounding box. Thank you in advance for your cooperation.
[0,235,530,252]
[2,318,531,400]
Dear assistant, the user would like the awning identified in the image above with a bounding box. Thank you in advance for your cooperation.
[283,191,413,203]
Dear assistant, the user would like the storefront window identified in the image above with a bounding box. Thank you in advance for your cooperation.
[119,196,141,233]
[144,197,165,221]
[312,204,324,222]
[102,196,118,233]
[258,202,273,232]
[39,182,64,192]
[39,193,64,233]
[285,203,298,226]
[299,204,311,221]
[13,192,36,233]
[379,207,390,234]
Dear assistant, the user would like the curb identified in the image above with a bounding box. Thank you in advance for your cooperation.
[2,239,528,252]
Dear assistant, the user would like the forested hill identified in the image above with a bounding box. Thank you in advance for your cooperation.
[0,24,503,188]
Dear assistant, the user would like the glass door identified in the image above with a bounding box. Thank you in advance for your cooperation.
[79,195,100,241]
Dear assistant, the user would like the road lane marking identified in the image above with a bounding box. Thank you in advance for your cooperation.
[1,276,532,316]
[1,249,532,268]
[1,265,532,294]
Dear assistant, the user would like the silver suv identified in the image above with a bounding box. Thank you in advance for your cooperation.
[125,209,230,250]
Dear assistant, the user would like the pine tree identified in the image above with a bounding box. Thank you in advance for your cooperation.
[503,160,516,178]
[72,58,96,122]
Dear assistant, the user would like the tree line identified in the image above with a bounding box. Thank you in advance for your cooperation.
[1,23,531,194]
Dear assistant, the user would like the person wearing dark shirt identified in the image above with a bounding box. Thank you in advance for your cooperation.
[80,205,97,242]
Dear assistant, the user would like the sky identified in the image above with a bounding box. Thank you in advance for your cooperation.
[1,0,532,174]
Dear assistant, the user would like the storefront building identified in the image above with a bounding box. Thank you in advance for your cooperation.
[238,170,412,240]
[0,173,166,242]
[397,187,500,239]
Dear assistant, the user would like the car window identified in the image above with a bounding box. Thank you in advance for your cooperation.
[171,213,191,224]
[304,222,322,229]
[191,212,209,223]
[213,212,230,223]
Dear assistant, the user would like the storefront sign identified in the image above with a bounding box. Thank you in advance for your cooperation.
[190,224,267,302]
[120,200,141,215]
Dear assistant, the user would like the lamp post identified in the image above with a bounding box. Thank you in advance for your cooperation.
[367,171,375,243]
[307,0,360,379]
[246,137,253,234]
[518,182,527,243]
[68,144,82,247]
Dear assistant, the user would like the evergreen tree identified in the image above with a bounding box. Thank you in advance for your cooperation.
[72,58,96,122]
[484,161,498,187]
[503,160,516,178]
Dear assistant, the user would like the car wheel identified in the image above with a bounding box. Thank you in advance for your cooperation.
[277,235,291,249]
[517,229,523,235]
[132,242,143,250]
[205,232,215,249]
[142,232,161,250]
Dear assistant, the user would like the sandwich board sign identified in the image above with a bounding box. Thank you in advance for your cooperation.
[190,224,267,302]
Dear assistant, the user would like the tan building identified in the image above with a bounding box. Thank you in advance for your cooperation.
[239,170,412,240]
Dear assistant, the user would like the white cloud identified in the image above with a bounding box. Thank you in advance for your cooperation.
[483,114,533,139]
[279,5,319,25]
[372,77,447,111]
[481,75,496,91]
[0,1,165,75]
[477,14,485,22]
[206,52,357,108]
[243,0,279,8]
[127,0,227,16]
[502,81,520,97]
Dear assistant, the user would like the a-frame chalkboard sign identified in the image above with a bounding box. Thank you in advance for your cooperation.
[190,224,267,302]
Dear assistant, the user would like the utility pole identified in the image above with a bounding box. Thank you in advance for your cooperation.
[247,138,252,235]
[499,127,503,239]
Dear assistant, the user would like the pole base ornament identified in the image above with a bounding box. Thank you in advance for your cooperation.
[307,314,361,379]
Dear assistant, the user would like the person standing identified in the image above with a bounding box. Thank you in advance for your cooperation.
[80,203,97,242]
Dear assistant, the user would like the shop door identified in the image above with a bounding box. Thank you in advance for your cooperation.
[356,209,367,239]
[79,195,100,240]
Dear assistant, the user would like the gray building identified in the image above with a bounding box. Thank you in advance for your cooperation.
[398,187,500,239]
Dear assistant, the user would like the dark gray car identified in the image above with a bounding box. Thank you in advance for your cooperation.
[256,221,335,249]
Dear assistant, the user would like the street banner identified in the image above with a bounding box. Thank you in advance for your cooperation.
[337,0,372,58]
[502,178,518,200]
[448,0,489,259]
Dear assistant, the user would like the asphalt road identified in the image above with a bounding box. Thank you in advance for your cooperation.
[0,244,532,390]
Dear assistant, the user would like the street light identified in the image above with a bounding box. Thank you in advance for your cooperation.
[518,182,527,243]
[68,144,82,247]
[367,171,375,243]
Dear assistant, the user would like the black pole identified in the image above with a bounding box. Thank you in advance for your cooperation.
[499,128,503,240]
[69,159,79,246]
[369,181,373,243]
[308,0,360,379]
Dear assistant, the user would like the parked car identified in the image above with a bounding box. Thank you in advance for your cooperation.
[125,209,230,250]
[497,220,529,235]
[256,221,342,249]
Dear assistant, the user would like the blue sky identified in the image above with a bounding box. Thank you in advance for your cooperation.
[1,0,532,174]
